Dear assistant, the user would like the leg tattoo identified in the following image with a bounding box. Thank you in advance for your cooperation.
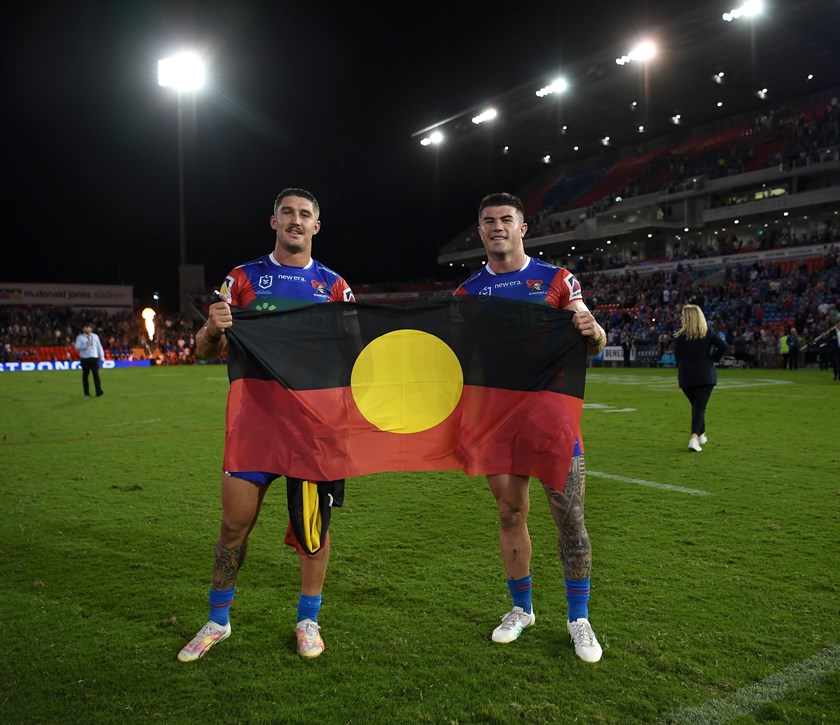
[544,455,592,580]
[213,542,244,590]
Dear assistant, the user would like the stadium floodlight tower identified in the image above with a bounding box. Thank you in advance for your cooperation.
[157,52,205,268]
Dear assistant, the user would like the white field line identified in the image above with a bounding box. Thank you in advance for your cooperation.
[660,643,840,725]
[586,372,794,391]
[109,418,162,427]
[587,470,711,496]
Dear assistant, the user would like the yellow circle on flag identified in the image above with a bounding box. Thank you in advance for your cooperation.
[350,329,464,434]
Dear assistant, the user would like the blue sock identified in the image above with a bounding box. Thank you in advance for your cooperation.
[565,577,590,621]
[297,594,322,623]
[208,586,236,626]
[507,574,533,614]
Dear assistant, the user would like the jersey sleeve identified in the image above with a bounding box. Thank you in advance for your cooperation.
[328,278,355,303]
[220,268,255,307]
[545,268,583,309]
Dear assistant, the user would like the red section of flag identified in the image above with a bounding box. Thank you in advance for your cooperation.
[223,379,582,491]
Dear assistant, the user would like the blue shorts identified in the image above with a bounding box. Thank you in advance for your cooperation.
[226,470,279,485]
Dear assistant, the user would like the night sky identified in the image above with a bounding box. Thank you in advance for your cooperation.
[4,1,825,312]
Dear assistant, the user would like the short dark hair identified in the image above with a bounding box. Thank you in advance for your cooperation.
[274,188,320,216]
[478,192,525,220]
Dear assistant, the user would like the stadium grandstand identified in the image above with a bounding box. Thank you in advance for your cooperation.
[430,87,840,369]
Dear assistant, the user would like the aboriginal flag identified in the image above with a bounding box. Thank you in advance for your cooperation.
[222,296,587,491]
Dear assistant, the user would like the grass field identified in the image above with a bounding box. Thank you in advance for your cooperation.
[1,364,838,724]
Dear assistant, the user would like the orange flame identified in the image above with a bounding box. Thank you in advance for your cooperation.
[141,307,156,340]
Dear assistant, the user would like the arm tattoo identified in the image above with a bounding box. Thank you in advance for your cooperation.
[213,543,244,590]
[543,455,592,580]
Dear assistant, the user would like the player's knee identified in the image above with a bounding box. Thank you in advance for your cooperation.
[219,515,251,544]
[498,505,528,531]
[558,505,587,538]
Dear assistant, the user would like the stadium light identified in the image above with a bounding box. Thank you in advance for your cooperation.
[157,52,206,267]
[722,1,763,22]
[536,78,568,98]
[616,41,656,66]
[157,53,205,90]
[472,108,497,125]
[420,130,444,146]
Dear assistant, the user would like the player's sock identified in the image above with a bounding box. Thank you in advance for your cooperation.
[507,574,533,614]
[208,585,236,626]
[297,593,322,623]
[565,577,590,621]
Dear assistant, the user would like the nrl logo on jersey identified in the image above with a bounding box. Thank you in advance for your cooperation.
[478,286,493,296]
[258,275,273,289]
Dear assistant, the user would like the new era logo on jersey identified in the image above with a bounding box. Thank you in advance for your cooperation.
[565,273,583,300]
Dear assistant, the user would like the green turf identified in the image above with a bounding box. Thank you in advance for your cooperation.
[1,365,837,724]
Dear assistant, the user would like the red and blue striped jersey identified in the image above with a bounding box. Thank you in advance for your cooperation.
[454,256,583,309]
[219,253,354,310]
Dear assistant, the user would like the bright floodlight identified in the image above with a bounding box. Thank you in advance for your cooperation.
[616,41,656,66]
[472,108,497,125]
[536,78,568,98]
[158,53,205,91]
[722,1,763,22]
[420,130,444,146]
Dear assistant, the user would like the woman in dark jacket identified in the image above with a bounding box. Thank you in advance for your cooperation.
[673,304,729,452]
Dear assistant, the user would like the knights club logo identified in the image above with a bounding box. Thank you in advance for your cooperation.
[311,280,328,295]
[527,279,545,292]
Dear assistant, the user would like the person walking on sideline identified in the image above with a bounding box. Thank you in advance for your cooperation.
[73,323,104,397]
[673,304,728,452]
[178,188,354,663]
[455,192,607,663]
[826,319,840,380]
[779,331,789,370]
[786,327,800,370]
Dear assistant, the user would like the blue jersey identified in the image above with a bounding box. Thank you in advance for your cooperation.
[219,253,354,310]
[454,256,583,309]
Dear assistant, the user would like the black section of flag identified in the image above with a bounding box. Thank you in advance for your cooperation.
[225,296,586,399]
